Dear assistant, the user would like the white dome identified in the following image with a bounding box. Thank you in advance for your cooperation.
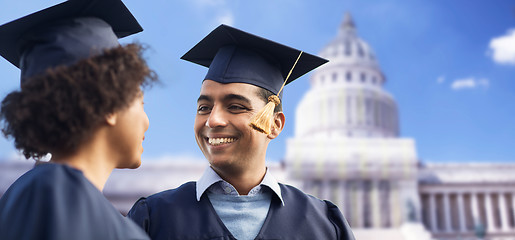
[294,13,399,139]
[317,13,381,74]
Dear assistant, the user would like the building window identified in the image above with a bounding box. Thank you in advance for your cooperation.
[372,76,377,84]
[361,73,366,83]
[332,73,338,82]
[344,41,351,56]
[357,43,364,57]
[346,72,352,82]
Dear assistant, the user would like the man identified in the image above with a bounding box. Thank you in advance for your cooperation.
[128,24,355,240]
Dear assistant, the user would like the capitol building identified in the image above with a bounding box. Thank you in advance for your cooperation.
[1,13,515,240]
[283,13,515,240]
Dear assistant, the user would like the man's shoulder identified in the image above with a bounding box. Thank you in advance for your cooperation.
[128,181,209,227]
[144,181,197,204]
[278,183,328,206]
[265,183,355,239]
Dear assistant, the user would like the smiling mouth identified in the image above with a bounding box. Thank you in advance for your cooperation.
[207,137,237,146]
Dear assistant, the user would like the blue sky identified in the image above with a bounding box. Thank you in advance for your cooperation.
[0,0,514,163]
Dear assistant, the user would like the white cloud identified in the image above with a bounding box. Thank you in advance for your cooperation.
[187,0,235,28]
[437,76,445,84]
[216,11,234,26]
[489,29,515,65]
[451,77,489,90]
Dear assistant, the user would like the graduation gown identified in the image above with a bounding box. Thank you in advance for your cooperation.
[0,163,150,240]
[128,182,355,240]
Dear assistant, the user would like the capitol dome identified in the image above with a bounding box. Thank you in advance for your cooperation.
[295,13,399,138]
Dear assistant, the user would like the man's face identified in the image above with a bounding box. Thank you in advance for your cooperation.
[194,80,276,173]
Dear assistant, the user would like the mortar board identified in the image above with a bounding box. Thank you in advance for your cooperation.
[0,0,142,83]
[181,24,328,98]
[181,24,328,135]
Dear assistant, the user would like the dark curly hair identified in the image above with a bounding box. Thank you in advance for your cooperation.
[0,43,157,160]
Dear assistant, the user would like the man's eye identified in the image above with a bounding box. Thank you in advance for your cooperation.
[228,105,248,112]
[197,106,211,113]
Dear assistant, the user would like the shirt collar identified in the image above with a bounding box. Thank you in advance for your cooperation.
[196,166,284,205]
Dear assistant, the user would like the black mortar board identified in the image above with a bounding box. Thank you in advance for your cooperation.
[181,24,328,96]
[0,0,142,81]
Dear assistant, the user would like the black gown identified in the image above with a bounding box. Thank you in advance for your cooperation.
[128,182,355,240]
[0,163,150,240]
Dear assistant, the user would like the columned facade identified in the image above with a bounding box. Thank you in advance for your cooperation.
[419,163,515,239]
[420,189,515,238]
[301,178,417,229]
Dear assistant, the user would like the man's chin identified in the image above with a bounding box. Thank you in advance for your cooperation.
[209,158,243,173]
[208,158,231,167]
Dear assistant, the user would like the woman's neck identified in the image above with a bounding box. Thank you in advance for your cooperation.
[50,132,115,191]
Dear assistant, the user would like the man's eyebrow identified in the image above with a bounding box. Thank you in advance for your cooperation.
[197,95,212,103]
[223,94,251,104]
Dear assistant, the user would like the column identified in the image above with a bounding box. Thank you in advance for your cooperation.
[303,180,312,196]
[485,193,496,232]
[457,193,467,232]
[471,192,480,228]
[371,180,381,228]
[498,192,510,232]
[338,180,347,215]
[390,181,401,227]
[349,181,357,228]
[429,193,438,232]
[348,181,358,228]
[312,181,320,197]
[356,181,364,228]
[443,192,452,232]
[321,180,331,200]
[381,181,391,228]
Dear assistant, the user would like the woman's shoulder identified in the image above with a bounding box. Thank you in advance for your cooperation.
[11,163,86,191]
[0,163,148,240]
[1,163,95,209]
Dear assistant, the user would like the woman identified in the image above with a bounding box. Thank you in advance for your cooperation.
[0,0,157,239]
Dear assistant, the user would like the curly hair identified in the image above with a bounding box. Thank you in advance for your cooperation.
[0,43,157,160]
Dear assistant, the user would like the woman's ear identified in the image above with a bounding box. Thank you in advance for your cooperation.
[105,113,118,126]
[268,112,285,140]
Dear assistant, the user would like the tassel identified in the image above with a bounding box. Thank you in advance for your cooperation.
[249,95,281,135]
[249,51,303,134]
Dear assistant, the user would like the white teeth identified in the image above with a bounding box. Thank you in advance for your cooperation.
[208,137,236,145]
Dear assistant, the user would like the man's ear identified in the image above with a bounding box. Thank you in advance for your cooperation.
[105,113,118,126]
[268,112,285,139]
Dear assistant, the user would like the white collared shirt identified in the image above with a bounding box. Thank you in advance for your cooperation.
[196,166,284,206]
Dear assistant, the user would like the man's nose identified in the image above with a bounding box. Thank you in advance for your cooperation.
[205,106,228,128]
